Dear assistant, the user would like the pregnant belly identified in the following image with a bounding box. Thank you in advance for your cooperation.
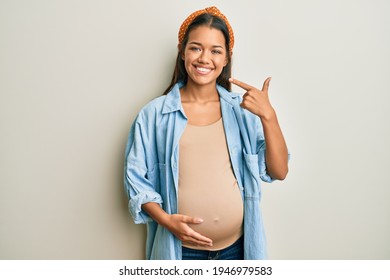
[178,182,244,250]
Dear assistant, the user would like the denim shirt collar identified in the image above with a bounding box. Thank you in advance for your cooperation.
[162,82,240,115]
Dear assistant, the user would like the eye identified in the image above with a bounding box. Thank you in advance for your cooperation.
[189,47,201,52]
[211,49,223,55]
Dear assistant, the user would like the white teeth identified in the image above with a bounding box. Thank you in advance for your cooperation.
[196,67,212,73]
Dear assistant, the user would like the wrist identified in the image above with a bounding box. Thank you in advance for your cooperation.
[259,107,277,122]
[158,212,172,228]
[142,202,171,227]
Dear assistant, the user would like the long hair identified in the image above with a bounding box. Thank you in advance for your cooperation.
[163,13,232,95]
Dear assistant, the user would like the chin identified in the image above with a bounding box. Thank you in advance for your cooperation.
[187,74,221,87]
[189,79,216,87]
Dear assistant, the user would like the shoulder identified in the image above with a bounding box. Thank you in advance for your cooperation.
[137,83,182,120]
[135,95,167,123]
[140,95,166,113]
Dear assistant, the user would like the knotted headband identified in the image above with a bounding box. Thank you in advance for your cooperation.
[178,6,234,55]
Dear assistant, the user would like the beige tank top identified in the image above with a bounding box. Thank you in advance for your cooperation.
[178,118,243,250]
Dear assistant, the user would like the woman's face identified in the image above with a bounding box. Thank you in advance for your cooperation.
[182,25,228,88]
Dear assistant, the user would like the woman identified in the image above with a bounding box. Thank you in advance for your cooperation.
[124,6,289,260]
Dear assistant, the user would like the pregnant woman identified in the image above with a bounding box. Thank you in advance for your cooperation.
[124,6,289,260]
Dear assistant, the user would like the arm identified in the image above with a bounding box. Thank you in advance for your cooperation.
[230,77,289,180]
[260,109,289,180]
[125,119,162,223]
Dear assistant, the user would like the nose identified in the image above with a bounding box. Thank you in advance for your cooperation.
[198,50,210,64]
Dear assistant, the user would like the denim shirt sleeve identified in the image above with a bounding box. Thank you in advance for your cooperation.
[253,118,275,183]
[255,116,290,183]
[256,141,276,183]
[124,111,163,224]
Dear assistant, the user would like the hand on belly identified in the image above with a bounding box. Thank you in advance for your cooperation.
[183,209,243,250]
[163,213,214,247]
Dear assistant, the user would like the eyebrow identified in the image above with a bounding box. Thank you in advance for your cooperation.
[188,41,224,49]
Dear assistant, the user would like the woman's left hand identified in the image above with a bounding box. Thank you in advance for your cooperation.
[229,77,275,120]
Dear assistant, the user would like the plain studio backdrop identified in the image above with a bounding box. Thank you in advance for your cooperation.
[0,0,389,260]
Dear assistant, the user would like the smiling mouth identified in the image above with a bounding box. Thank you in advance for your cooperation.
[195,66,213,74]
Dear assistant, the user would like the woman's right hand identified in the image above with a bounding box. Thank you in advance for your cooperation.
[163,214,213,247]
[141,203,213,247]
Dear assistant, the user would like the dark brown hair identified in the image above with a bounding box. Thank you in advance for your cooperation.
[163,13,232,95]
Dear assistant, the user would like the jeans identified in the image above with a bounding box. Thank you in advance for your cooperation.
[182,236,244,260]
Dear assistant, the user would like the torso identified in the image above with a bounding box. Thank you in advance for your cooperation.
[178,118,243,250]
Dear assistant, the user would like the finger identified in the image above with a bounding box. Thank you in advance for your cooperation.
[240,100,251,111]
[181,215,204,224]
[229,77,253,91]
[184,238,213,247]
[261,77,272,92]
[185,237,213,247]
[242,92,256,101]
[181,224,213,244]
[190,231,213,245]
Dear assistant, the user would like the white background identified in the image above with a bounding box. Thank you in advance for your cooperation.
[1,0,389,259]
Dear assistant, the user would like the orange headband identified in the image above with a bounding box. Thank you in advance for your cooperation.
[178,6,234,55]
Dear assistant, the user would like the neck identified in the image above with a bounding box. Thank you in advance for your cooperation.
[181,80,219,102]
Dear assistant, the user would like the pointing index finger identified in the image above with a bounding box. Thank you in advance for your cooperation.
[229,78,253,91]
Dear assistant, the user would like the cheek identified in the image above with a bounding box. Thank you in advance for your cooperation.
[216,57,228,68]
[183,52,196,66]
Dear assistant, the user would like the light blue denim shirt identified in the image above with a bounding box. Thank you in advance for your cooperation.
[124,82,277,260]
